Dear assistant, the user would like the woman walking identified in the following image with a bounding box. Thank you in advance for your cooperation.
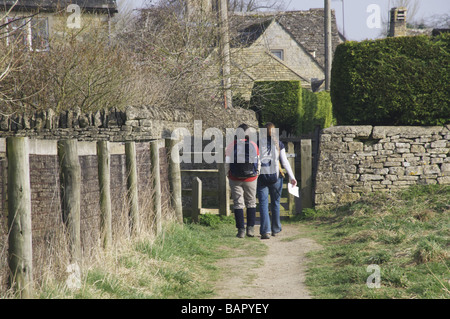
[225,124,260,238]
[257,122,297,239]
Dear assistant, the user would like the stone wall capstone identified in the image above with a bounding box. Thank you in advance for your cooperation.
[0,105,258,141]
[315,125,450,207]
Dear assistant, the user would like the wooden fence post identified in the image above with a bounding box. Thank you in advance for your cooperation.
[165,138,183,224]
[125,142,139,235]
[192,177,202,223]
[150,140,162,235]
[6,137,33,298]
[97,141,112,248]
[58,139,82,265]
[287,142,295,214]
[218,136,230,216]
[218,161,230,216]
[300,139,313,212]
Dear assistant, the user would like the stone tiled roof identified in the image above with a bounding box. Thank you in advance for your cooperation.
[1,0,117,13]
[230,47,309,100]
[229,9,342,69]
[232,47,308,82]
[231,18,272,48]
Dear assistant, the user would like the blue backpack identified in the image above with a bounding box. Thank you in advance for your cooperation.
[229,139,259,178]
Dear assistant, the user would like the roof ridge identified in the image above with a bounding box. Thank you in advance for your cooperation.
[269,19,325,71]
[232,8,328,16]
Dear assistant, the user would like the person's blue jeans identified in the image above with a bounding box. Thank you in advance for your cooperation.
[257,176,283,235]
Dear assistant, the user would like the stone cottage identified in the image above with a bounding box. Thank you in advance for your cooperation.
[138,2,343,102]
[1,0,117,51]
[227,9,344,100]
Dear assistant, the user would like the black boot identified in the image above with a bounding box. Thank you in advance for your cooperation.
[246,207,256,237]
[236,228,246,238]
[234,209,245,238]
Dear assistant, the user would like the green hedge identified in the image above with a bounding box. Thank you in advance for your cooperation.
[331,34,450,126]
[249,81,301,134]
[250,81,334,134]
[301,89,335,134]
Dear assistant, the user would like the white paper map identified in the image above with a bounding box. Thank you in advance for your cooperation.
[288,183,299,198]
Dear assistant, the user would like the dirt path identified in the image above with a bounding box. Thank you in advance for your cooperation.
[213,224,322,299]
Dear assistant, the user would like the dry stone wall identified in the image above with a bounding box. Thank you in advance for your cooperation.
[315,125,450,207]
[0,105,258,141]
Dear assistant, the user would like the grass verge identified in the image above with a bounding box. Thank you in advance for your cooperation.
[296,184,450,299]
[38,215,266,299]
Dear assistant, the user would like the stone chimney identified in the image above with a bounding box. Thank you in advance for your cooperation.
[389,7,408,37]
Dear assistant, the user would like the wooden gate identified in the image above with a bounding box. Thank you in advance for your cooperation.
[180,134,317,220]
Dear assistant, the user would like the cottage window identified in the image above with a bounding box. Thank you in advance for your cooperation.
[31,17,49,51]
[270,49,284,60]
[4,16,49,51]
[4,17,29,47]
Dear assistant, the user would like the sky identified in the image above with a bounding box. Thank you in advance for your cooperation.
[119,0,450,41]
[286,0,450,40]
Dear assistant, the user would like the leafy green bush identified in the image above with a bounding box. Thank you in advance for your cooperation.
[250,81,302,134]
[300,89,335,134]
[250,81,334,134]
[199,214,234,228]
[331,34,450,126]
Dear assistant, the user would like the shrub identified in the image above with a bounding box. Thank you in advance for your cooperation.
[199,214,234,228]
[300,89,335,134]
[0,19,135,114]
[0,7,224,115]
[250,80,334,134]
[250,81,302,134]
[331,34,450,126]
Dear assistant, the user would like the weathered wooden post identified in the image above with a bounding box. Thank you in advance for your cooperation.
[150,140,162,235]
[192,177,202,223]
[58,139,82,265]
[125,141,139,235]
[165,138,183,224]
[97,141,112,248]
[7,137,33,298]
[287,142,296,214]
[218,137,230,216]
[300,139,313,212]
[218,162,230,216]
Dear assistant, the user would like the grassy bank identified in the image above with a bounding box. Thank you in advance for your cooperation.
[298,185,450,299]
[39,215,266,299]
[12,185,450,299]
